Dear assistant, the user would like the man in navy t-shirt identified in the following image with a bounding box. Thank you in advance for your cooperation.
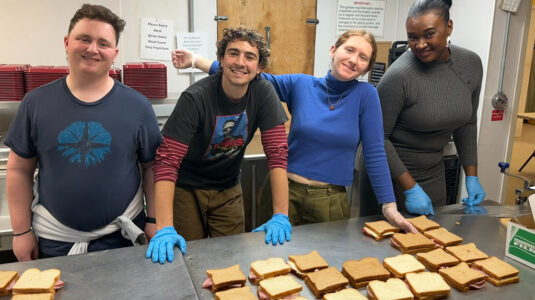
[4,4,161,259]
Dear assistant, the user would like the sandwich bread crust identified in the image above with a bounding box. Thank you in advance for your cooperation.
[405,272,450,298]
[0,271,19,296]
[367,278,414,300]
[249,257,291,284]
[383,254,425,279]
[206,264,246,292]
[363,221,399,241]
[445,243,488,264]
[407,216,440,232]
[258,274,302,299]
[288,250,328,277]
[323,288,367,300]
[12,268,61,295]
[416,248,459,272]
[472,256,520,286]
[423,227,463,247]
[342,257,390,288]
[215,286,257,300]
[305,267,349,298]
[438,262,486,292]
[391,233,436,254]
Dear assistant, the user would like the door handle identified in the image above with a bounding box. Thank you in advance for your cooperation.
[265,26,271,48]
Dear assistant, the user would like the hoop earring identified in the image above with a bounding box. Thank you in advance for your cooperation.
[65,53,69,65]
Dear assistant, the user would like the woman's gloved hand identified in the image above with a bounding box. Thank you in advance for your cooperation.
[145,226,186,264]
[382,202,418,233]
[462,176,485,206]
[404,183,435,215]
[252,213,292,246]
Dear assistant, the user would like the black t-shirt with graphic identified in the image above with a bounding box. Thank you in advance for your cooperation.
[162,72,287,189]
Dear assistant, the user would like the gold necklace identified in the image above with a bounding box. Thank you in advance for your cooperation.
[325,80,351,111]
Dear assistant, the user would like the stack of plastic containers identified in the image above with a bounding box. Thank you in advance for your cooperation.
[0,64,29,101]
[123,62,167,99]
[24,66,69,93]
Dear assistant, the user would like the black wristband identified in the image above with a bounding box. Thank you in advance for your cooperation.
[145,217,156,224]
[13,228,32,237]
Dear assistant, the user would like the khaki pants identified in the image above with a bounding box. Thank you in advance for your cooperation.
[258,174,349,226]
[173,184,245,241]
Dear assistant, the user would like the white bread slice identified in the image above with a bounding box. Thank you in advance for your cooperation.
[367,278,414,300]
[323,288,367,300]
[249,257,291,284]
[12,269,61,295]
[258,274,302,299]
[11,293,54,300]
[383,254,424,279]
[363,221,399,240]
[215,286,257,300]
[405,272,450,298]
[0,271,18,296]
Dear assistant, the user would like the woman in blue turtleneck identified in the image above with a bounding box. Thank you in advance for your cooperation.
[171,29,417,233]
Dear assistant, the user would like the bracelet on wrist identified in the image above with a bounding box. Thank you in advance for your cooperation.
[145,217,157,224]
[13,228,32,237]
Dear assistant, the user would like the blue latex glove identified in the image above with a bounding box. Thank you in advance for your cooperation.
[145,226,186,264]
[252,213,292,246]
[404,183,435,215]
[462,176,486,207]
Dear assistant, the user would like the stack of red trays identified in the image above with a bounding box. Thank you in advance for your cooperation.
[24,66,69,93]
[109,68,122,82]
[123,62,167,99]
[0,64,29,101]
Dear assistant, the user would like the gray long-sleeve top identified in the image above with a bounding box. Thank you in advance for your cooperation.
[377,44,483,179]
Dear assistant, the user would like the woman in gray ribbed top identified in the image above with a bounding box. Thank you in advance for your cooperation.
[360,0,486,216]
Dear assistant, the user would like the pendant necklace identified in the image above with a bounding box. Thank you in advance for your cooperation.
[325,80,354,111]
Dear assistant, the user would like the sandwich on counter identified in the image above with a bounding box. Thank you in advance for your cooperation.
[288,250,329,278]
[202,264,246,293]
[367,278,414,300]
[391,233,436,254]
[383,254,425,279]
[438,262,486,292]
[472,256,520,286]
[304,266,349,298]
[416,248,460,272]
[423,227,463,248]
[323,288,367,300]
[12,268,63,299]
[362,220,400,241]
[257,274,303,300]
[407,216,440,232]
[445,242,488,265]
[0,271,18,296]
[342,257,390,288]
[214,286,258,300]
[405,272,450,299]
[249,257,291,284]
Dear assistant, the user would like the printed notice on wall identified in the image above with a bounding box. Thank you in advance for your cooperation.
[337,0,386,38]
[176,32,209,73]
[140,18,174,60]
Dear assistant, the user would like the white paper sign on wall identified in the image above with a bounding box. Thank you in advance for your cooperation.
[176,32,209,73]
[140,18,174,61]
[336,0,386,38]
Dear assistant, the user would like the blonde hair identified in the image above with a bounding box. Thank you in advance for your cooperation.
[334,29,377,72]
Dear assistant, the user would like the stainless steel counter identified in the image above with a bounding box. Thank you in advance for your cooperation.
[0,244,197,300]
[186,214,535,300]
[0,212,533,299]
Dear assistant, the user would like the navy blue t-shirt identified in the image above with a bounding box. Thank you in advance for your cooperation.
[5,77,161,232]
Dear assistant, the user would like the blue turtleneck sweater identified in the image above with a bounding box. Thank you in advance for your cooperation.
[209,63,394,204]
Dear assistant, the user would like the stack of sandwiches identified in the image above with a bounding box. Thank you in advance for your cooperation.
[288,250,328,278]
[423,227,463,248]
[249,258,291,284]
[405,272,450,299]
[391,233,436,254]
[416,248,460,272]
[438,262,486,292]
[407,216,440,232]
[341,257,390,288]
[0,271,18,296]
[445,242,488,265]
[367,278,413,300]
[383,254,425,279]
[202,264,246,293]
[11,268,63,300]
[362,220,400,241]
[323,288,367,300]
[472,256,520,286]
[304,266,348,298]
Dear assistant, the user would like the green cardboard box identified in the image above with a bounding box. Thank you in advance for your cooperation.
[505,196,535,269]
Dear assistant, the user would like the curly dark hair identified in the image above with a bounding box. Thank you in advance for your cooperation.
[216,26,270,69]
[68,4,126,45]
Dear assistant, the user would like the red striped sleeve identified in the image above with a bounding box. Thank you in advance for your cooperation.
[153,135,189,183]
[261,124,288,170]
